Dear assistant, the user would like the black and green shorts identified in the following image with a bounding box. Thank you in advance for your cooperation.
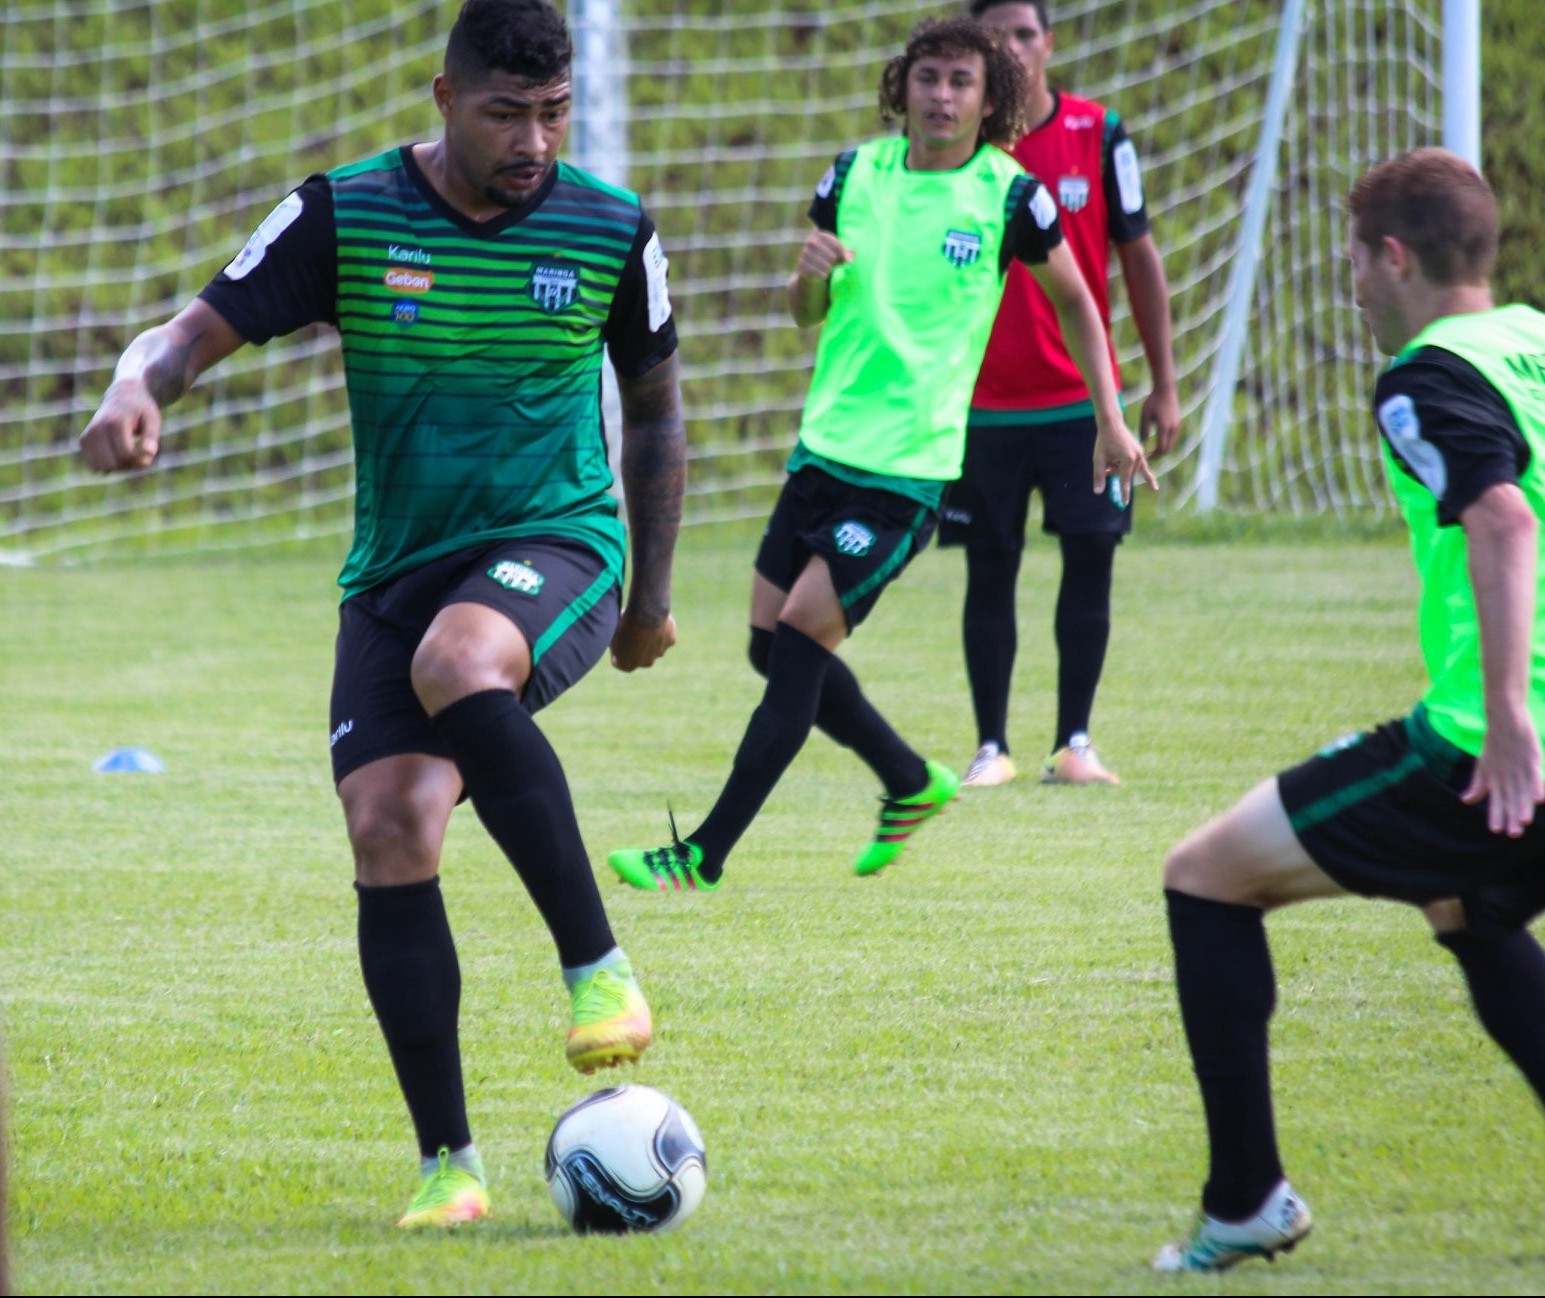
[754,465,937,630]
[328,538,619,785]
[1278,705,1545,925]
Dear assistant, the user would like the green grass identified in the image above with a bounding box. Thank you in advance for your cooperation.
[5,522,1544,1295]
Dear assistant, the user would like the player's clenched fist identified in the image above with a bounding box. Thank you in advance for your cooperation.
[794,230,854,281]
[610,609,678,672]
[79,379,162,473]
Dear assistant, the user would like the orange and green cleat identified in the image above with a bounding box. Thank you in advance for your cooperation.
[566,960,653,1075]
[396,1148,490,1229]
[853,760,960,876]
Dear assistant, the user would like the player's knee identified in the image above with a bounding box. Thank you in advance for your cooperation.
[747,626,773,677]
[1163,828,1246,903]
[345,797,440,886]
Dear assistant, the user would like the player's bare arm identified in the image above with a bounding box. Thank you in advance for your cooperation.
[1459,480,1544,836]
[611,351,686,671]
[787,230,853,328]
[79,299,245,473]
[1031,241,1156,496]
[1115,233,1180,455]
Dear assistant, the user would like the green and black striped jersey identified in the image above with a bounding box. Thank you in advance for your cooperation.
[200,146,677,599]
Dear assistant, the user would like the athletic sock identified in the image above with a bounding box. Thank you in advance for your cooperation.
[962,548,1021,753]
[1437,925,1545,1105]
[357,877,471,1159]
[690,622,833,878]
[430,689,615,969]
[1165,887,1286,1221]
[749,626,926,797]
[1053,532,1116,750]
[561,945,629,992]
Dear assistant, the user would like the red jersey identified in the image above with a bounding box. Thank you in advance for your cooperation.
[971,91,1150,417]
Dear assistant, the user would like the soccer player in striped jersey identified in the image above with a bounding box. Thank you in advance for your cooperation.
[608,17,1154,894]
[78,0,685,1229]
[1156,150,1545,1273]
[945,1,1179,789]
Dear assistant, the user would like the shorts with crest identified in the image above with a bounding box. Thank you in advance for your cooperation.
[328,538,619,784]
[754,466,937,631]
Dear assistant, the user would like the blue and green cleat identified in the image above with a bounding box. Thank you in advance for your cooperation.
[853,760,960,876]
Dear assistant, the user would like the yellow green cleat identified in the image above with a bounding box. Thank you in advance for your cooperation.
[566,961,652,1075]
[396,1148,490,1229]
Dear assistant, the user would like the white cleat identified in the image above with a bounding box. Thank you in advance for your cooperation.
[961,742,1017,788]
[1153,1180,1312,1273]
[1041,731,1120,786]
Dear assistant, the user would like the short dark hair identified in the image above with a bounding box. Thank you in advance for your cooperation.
[967,0,1051,28]
[879,17,1028,147]
[445,0,572,87]
[1347,148,1497,286]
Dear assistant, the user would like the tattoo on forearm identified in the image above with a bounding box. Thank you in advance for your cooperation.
[121,325,205,407]
[618,356,686,620]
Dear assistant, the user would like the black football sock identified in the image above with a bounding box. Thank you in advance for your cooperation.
[748,627,926,797]
[690,622,833,879]
[1166,888,1286,1220]
[962,548,1021,753]
[1437,924,1545,1106]
[1053,532,1116,750]
[357,877,471,1159]
[430,689,615,968]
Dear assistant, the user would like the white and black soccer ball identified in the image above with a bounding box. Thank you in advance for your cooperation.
[545,1084,707,1234]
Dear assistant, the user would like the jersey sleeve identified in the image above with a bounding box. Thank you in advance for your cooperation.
[1002,173,1065,270]
[807,149,856,232]
[603,208,679,379]
[1374,346,1531,526]
[1102,116,1151,244]
[197,175,338,342]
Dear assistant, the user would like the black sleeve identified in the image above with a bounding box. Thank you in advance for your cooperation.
[197,175,338,343]
[807,149,856,233]
[603,208,679,379]
[1002,173,1065,271]
[1102,117,1151,245]
[1373,347,1530,526]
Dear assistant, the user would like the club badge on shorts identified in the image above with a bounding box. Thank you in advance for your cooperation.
[833,521,875,557]
[487,560,545,595]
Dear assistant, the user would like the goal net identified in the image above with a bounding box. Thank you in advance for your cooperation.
[0,0,1444,565]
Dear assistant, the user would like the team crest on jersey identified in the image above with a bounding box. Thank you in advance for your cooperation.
[833,521,875,557]
[1058,176,1091,212]
[530,261,581,313]
[487,560,545,595]
[942,229,982,268]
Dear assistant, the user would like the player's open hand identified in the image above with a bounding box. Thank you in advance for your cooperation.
[79,378,162,473]
[610,608,677,672]
[1462,710,1545,837]
[1092,418,1159,504]
[795,230,854,281]
[1140,383,1181,456]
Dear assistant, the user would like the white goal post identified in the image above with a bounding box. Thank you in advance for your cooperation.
[0,0,1458,564]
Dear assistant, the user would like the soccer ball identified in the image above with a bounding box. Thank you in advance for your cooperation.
[545,1085,707,1234]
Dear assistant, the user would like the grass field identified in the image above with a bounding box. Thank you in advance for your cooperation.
[5,521,1544,1295]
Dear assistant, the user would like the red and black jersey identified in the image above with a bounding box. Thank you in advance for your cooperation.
[971,91,1150,416]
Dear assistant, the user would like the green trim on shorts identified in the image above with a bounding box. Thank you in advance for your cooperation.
[966,392,1128,430]
[838,506,930,610]
[1288,748,1426,835]
[1403,702,1472,783]
[530,567,618,666]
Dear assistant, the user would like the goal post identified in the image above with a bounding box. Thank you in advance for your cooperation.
[0,0,1456,565]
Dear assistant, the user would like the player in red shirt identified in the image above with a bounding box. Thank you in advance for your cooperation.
[942,1,1179,787]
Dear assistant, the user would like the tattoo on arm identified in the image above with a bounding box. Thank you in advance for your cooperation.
[617,354,686,622]
[118,324,207,407]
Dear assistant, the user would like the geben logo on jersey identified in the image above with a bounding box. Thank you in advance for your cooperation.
[833,521,875,557]
[942,229,982,269]
[487,560,545,596]
[385,267,434,293]
[530,261,581,312]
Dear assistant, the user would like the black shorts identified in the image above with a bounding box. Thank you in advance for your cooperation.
[754,466,937,630]
[1277,708,1545,926]
[328,538,620,784]
[937,415,1132,552]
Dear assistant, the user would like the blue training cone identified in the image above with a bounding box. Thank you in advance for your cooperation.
[93,747,166,773]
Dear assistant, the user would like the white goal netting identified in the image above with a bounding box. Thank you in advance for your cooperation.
[1,0,1443,564]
